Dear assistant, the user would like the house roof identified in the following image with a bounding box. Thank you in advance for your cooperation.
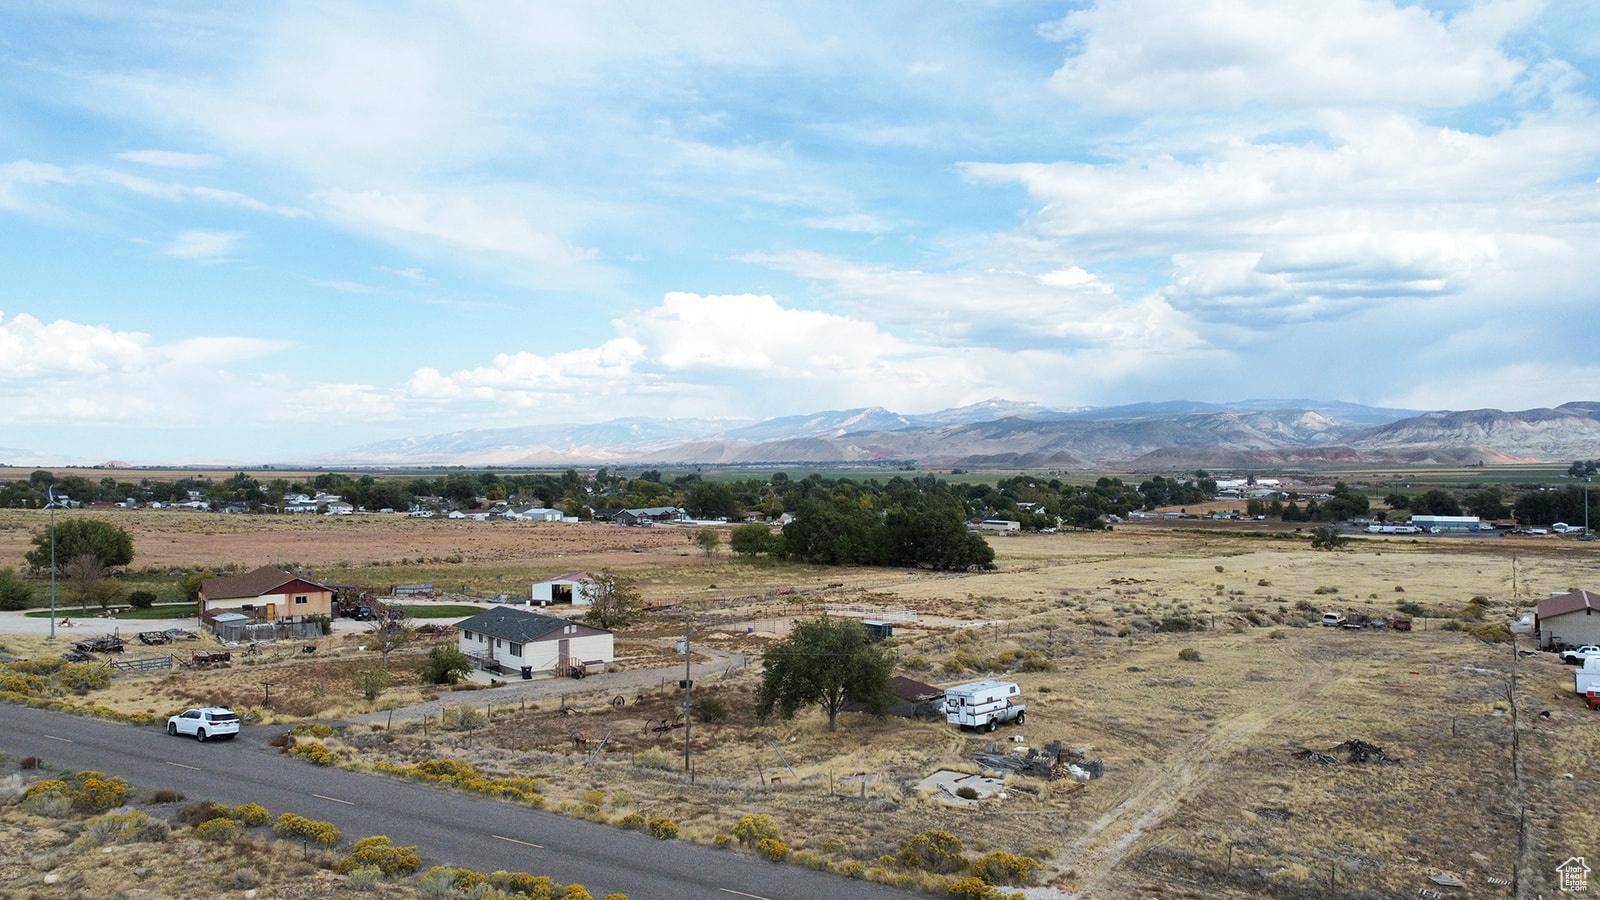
[455,606,610,643]
[200,566,332,601]
[890,675,945,703]
[1538,589,1600,619]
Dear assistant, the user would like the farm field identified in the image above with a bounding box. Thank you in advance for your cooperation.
[0,510,1597,898]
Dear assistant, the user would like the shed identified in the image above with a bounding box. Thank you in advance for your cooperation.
[1536,590,1600,649]
[531,572,599,606]
[863,619,893,642]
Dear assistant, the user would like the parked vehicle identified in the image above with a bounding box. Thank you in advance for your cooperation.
[166,707,240,742]
[1576,659,1600,698]
[1391,618,1413,632]
[945,680,1025,732]
[1320,612,1347,627]
[1586,688,1600,711]
[1561,645,1600,665]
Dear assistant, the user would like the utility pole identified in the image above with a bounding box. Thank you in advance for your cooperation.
[683,610,693,778]
[46,486,58,641]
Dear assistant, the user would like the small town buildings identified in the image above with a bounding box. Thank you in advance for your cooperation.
[613,507,687,526]
[198,567,335,623]
[1536,589,1600,649]
[454,607,613,676]
[531,572,599,605]
[972,519,1021,533]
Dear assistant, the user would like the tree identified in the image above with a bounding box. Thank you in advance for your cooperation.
[61,553,118,612]
[694,527,720,558]
[581,570,647,631]
[367,607,414,663]
[755,616,895,731]
[420,645,473,685]
[729,522,775,558]
[1309,526,1349,551]
[25,519,134,573]
[355,665,391,703]
[0,569,33,611]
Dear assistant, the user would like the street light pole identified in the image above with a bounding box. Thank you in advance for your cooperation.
[46,486,57,641]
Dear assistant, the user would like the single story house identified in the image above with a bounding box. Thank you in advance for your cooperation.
[972,519,1021,533]
[505,506,564,522]
[531,572,599,606]
[614,507,686,526]
[1536,589,1600,649]
[198,566,335,623]
[844,675,947,718]
[454,607,613,675]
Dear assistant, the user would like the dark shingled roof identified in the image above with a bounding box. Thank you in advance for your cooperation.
[200,566,331,601]
[1538,589,1600,620]
[454,606,610,643]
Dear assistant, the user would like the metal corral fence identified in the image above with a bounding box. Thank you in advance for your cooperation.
[823,604,919,623]
[211,619,325,644]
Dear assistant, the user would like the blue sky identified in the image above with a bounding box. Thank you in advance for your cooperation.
[2,0,1597,464]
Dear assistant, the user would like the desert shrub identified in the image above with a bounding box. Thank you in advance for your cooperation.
[1440,619,1464,632]
[646,816,679,840]
[440,703,487,732]
[151,789,180,804]
[843,862,866,878]
[1397,600,1424,616]
[0,773,24,804]
[127,590,158,609]
[1177,647,1202,662]
[420,646,473,685]
[83,810,149,845]
[1470,623,1514,643]
[972,851,1036,885]
[417,867,456,898]
[1157,616,1194,633]
[338,835,421,875]
[947,876,1006,899]
[287,742,338,766]
[732,813,780,847]
[1268,629,1286,640]
[10,658,67,676]
[634,747,675,770]
[1394,585,1405,592]
[619,813,647,831]
[900,830,966,873]
[0,671,45,695]
[753,838,789,861]
[58,662,111,691]
[609,789,632,808]
[955,785,979,800]
[903,654,932,671]
[33,771,128,814]
[1312,586,1338,595]
[563,886,595,900]
[822,836,849,856]
[795,850,829,871]
[488,871,556,897]
[20,788,70,817]
[230,803,270,826]
[274,812,341,846]
[693,695,730,723]
[713,833,735,849]
[1020,846,1055,860]
[346,865,383,890]
[1457,604,1486,621]
[234,866,262,889]
[293,722,338,739]
[178,801,231,826]
[194,818,239,842]
[1257,579,1271,586]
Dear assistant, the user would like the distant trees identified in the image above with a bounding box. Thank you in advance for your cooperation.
[729,522,777,558]
[1308,526,1349,551]
[693,527,720,558]
[755,616,895,731]
[779,496,994,571]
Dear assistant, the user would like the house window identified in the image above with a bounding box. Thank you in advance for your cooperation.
[241,604,254,612]
[565,625,576,634]
[509,642,522,658]
[294,595,308,605]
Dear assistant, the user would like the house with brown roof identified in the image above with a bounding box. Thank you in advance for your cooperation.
[1535,589,1600,649]
[198,567,335,624]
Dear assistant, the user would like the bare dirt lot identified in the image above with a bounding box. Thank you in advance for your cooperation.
[2,511,1597,898]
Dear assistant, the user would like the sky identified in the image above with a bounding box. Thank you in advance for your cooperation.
[1,0,1598,464]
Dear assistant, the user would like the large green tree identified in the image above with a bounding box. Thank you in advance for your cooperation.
[580,570,647,631]
[24,519,134,573]
[756,616,895,731]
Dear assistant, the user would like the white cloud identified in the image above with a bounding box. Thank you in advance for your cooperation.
[800,213,891,234]
[114,149,219,169]
[1043,0,1535,111]
[0,161,68,212]
[164,230,243,261]
[91,167,306,217]
[318,188,610,289]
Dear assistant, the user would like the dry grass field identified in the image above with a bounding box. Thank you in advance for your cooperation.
[1,508,1597,898]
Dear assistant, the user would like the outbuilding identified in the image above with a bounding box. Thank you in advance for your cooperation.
[455,607,613,677]
[1536,590,1600,649]
[531,572,599,606]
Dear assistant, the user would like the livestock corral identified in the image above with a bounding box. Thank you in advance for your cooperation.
[0,509,1596,898]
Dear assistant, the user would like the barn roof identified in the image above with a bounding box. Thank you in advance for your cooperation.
[1538,590,1600,620]
[200,566,331,601]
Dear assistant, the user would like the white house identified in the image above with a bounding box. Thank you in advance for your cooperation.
[454,607,613,675]
[1536,589,1600,649]
[532,572,600,606]
[506,506,564,522]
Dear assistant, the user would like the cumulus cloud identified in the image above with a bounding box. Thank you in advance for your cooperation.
[1043,0,1535,111]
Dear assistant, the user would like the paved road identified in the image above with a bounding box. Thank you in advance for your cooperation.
[0,704,914,900]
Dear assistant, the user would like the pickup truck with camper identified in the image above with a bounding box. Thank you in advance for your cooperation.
[945,680,1026,732]
[1576,658,1600,700]
[1320,612,1347,627]
[1561,645,1600,665]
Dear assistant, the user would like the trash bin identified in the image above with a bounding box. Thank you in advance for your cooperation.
[520,666,533,680]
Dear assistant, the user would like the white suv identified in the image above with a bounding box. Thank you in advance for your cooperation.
[1320,612,1347,627]
[166,707,240,742]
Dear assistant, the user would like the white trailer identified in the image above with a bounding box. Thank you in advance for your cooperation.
[1576,657,1600,695]
[944,680,1025,731]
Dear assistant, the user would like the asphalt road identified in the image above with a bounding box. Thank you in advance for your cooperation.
[0,705,915,900]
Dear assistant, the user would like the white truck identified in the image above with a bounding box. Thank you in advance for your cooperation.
[944,680,1026,732]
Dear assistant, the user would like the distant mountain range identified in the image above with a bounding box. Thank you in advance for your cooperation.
[328,400,1600,469]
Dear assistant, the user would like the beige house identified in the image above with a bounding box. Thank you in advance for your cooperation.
[198,567,335,623]
[1536,589,1600,649]
[455,607,613,676]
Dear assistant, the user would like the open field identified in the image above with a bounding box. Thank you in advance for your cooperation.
[1,512,1597,898]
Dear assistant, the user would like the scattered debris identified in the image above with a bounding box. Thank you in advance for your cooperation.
[1429,873,1465,887]
[72,634,126,654]
[1253,807,1293,822]
[1292,739,1396,765]
[972,740,1102,781]
[1292,748,1339,765]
